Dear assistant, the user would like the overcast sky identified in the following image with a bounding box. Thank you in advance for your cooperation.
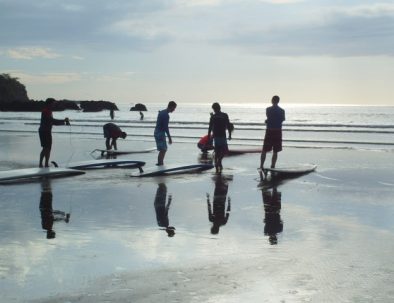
[1,0,394,105]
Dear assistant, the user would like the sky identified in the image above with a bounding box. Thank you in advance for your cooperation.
[1,0,394,105]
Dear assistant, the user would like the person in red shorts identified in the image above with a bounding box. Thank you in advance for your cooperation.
[260,95,285,169]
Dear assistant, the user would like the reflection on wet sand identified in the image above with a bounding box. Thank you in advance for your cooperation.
[39,178,70,239]
[154,183,175,237]
[262,185,283,245]
[207,175,231,234]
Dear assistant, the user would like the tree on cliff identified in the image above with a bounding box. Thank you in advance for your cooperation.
[0,73,29,103]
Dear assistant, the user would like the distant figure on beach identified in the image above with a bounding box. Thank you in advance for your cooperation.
[139,111,144,120]
[39,179,70,239]
[154,101,177,166]
[103,122,127,150]
[208,102,232,174]
[260,95,285,170]
[262,186,283,245]
[154,183,175,237]
[197,134,214,154]
[207,176,231,234]
[110,109,114,120]
[38,98,70,168]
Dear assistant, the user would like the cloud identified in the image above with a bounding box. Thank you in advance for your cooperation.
[6,47,61,60]
[259,0,303,3]
[1,1,394,57]
[12,72,81,84]
[175,0,223,7]
[216,3,394,57]
[0,0,174,50]
[335,3,394,17]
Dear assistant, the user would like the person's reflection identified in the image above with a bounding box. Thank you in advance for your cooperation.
[262,186,283,245]
[207,175,231,234]
[39,179,70,239]
[154,183,175,237]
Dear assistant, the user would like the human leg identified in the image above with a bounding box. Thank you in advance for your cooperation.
[43,147,51,167]
[39,131,52,167]
[260,151,267,169]
[271,152,278,168]
[39,148,45,167]
[157,150,166,166]
[105,138,111,150]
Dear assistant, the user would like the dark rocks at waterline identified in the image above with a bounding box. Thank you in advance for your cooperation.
[130,103,147,111]
[79,101,118,112]
[0,74,29,103]
[0,100,80,111]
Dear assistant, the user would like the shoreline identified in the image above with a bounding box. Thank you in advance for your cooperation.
[0,132,394,302]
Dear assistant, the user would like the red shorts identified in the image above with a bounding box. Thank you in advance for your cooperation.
[263,129,282,152]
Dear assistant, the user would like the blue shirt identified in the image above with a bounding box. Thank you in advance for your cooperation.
[155,109,170,136]
[266,105,285,129]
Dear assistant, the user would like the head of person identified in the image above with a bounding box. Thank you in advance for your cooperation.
[121,132,127,139]
[211,102,221,113]
[45,98,56,108]
[167,101,177,113]
[271,95,280,105]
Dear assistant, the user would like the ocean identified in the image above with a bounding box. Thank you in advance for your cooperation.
[1,103,394,302]
[0,103,393,151]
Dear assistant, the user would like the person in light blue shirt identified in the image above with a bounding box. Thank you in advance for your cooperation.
[154,101,177,165]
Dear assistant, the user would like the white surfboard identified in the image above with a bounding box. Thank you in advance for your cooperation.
[130,163,214,177]
[0,167,85,183]
[91,148,156,156]
[53,159,145,170]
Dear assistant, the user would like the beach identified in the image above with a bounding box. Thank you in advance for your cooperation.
[0,129,394,302]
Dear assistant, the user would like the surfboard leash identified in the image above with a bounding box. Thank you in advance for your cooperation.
[65,122,75,167]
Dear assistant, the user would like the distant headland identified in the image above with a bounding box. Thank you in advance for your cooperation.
[0,73,118,112]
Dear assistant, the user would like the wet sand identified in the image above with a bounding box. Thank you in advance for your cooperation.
[1,132,394,302]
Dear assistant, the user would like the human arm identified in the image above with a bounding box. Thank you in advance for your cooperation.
[52,117,69,126]
[207,116,213,139]
[226,115,232,140]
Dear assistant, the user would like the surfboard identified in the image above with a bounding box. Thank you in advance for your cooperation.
[52,160,146,170]
[0,167,85,183]
[91,148,156,156]
[130,163,214,177]
[259,164,317,177]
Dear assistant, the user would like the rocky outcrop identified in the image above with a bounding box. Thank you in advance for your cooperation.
[0,73,29,103]
[130,103,147,111]
[79,101,118,112]
[0,100,80,111]
[0,74,119,112]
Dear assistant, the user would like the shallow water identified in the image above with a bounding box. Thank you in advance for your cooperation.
[1,132,394,302]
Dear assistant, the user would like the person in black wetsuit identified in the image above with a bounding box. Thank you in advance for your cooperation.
[103,123,127,150]
[38,98,69,167]
[208,103,232,174]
